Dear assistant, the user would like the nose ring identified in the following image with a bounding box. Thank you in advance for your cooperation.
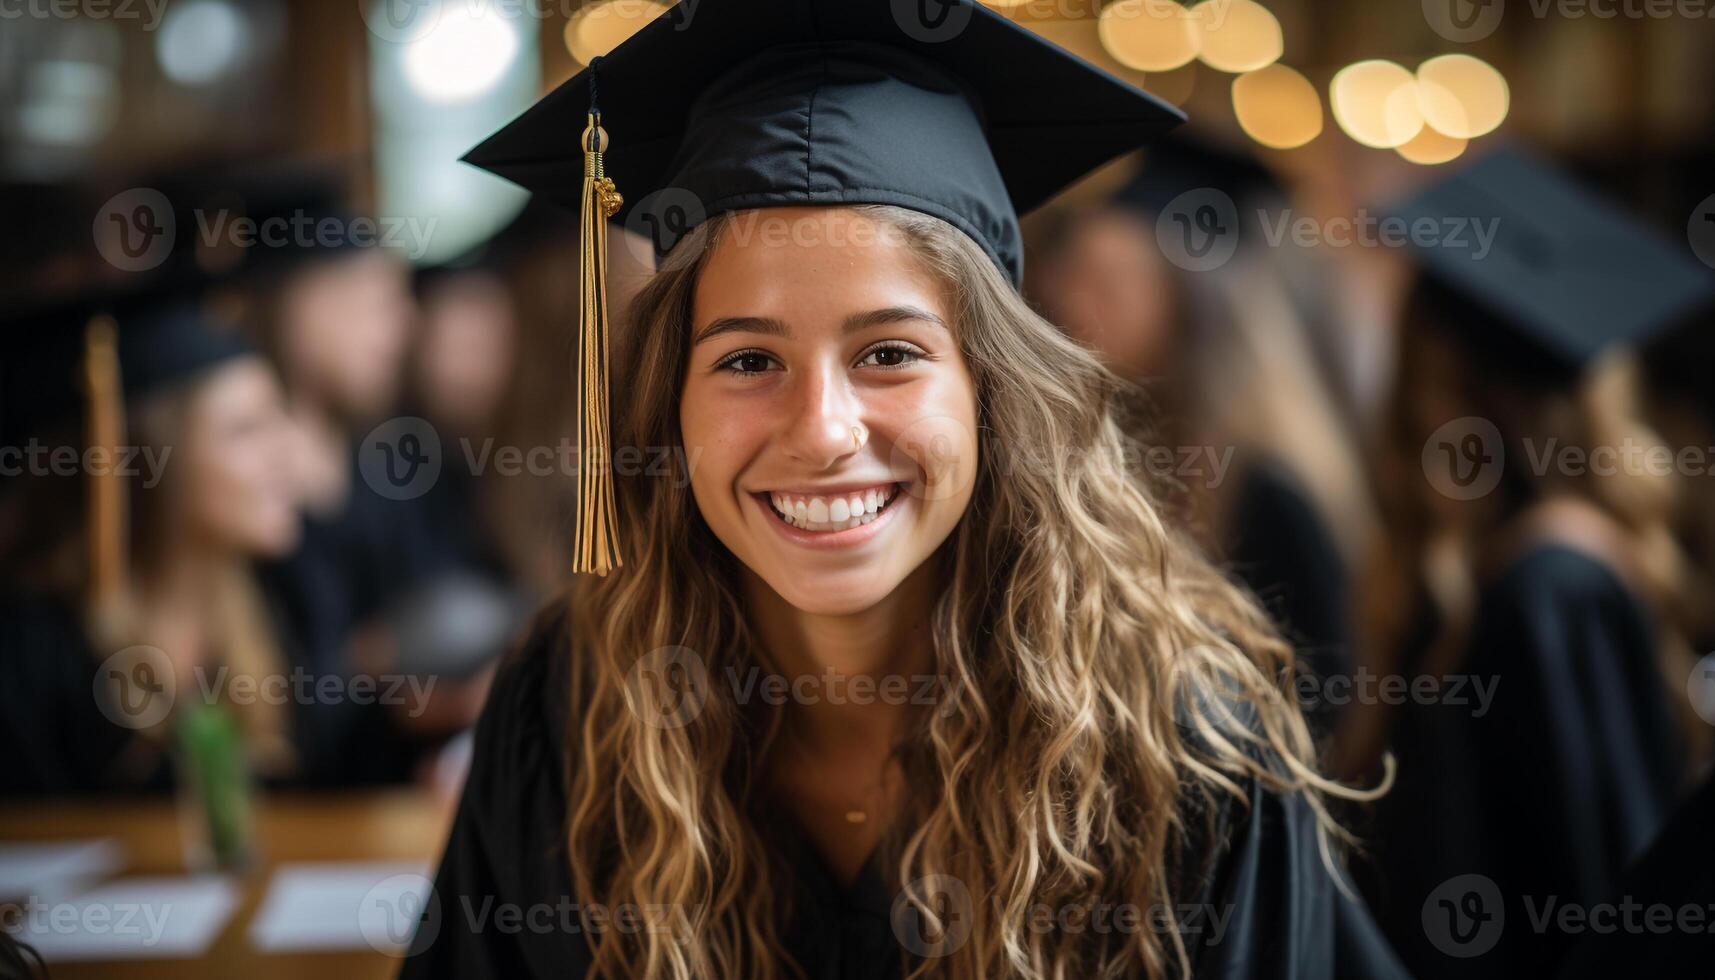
[851,424,868,451]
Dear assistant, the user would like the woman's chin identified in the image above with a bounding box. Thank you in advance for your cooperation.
[761,569,902,618]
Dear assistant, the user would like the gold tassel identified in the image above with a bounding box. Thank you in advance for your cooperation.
[574,110,623,575]
[82,314,129,611]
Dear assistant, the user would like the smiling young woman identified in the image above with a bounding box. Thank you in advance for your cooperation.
[403,3,1401,978]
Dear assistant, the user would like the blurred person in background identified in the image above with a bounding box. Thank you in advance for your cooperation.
[232,175,477,782]
[1027,137,1377,734]
[0,282,338,795]
[1642,318,1715,650]
[1351,147,1713,978]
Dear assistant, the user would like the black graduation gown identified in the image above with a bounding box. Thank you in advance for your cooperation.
[256,437,512,785]
[399,607,1408,979]
[0,589,414,796]
[0,594,173,797]
[1223,457,1353,732]
[1362,543,1684,979]
[1553,765,1715,978]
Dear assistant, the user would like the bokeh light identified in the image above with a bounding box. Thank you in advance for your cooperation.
[1232,64,1322,149]
[1395,125,1468,164]
[1192,0,1282,73]
[565,0,674,66]
[1331,59,1424,149]
[157,0,249,86]
[403,1,521,105]
[1099,0,1201,73]
[1416,54,1510,139]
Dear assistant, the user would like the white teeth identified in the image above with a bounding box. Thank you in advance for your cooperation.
[766,484,899,532]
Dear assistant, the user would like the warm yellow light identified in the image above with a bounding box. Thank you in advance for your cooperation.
[1396,124,1468,164]
[1099,0,1200,73]
[564,0,671,65]
[1415,54,1509,139]
[1192,0,1282,73]
[1232,63,1322,149]
[1330,59,1424,149]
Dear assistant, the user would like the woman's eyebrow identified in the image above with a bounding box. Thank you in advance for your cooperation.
[842,305,946,335]
[693,306,946,345]
[693,316,789,345]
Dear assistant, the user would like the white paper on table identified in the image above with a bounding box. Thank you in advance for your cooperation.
[248,861,433,953]
[11,875,239,961]
[0,839,124,903]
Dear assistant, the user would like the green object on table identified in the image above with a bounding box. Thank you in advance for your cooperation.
[176,700,256,871]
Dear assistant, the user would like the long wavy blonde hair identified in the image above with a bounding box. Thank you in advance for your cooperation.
[561,204,1365,979]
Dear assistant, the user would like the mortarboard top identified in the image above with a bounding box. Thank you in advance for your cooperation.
[462,0,1184,286]
[1387,146,1715,380]
[0,278,255,452]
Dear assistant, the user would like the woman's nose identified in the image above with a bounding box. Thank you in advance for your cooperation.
[780,361,864,468]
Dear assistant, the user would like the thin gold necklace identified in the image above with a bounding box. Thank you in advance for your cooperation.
[781,731,893,825]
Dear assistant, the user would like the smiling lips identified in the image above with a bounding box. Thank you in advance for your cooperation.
[764,482,902,532]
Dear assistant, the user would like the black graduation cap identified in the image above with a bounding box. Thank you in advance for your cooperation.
[1114,131,1285,216]
[1,278,257,603]
[461,0,1183,575]
[149,158,370,286]
[1,280,255,452]
[1388,146,1715,379]
[462,0,1184,285]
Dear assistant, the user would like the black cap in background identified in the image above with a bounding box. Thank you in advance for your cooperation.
[1,280,255,454]
[1388,146,1715,379]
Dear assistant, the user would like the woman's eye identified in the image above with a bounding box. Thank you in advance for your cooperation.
[857,343,923,369]
[716,350,778,375]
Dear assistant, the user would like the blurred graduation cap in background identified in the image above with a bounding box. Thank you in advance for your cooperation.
[461,0,1184,573]
[1388,146,1715,381]
[0,277,256,607]
[1113,130,1286,216]
[149,157,371,287]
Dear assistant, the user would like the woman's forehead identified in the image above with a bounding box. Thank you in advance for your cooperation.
[694,208,947,324]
